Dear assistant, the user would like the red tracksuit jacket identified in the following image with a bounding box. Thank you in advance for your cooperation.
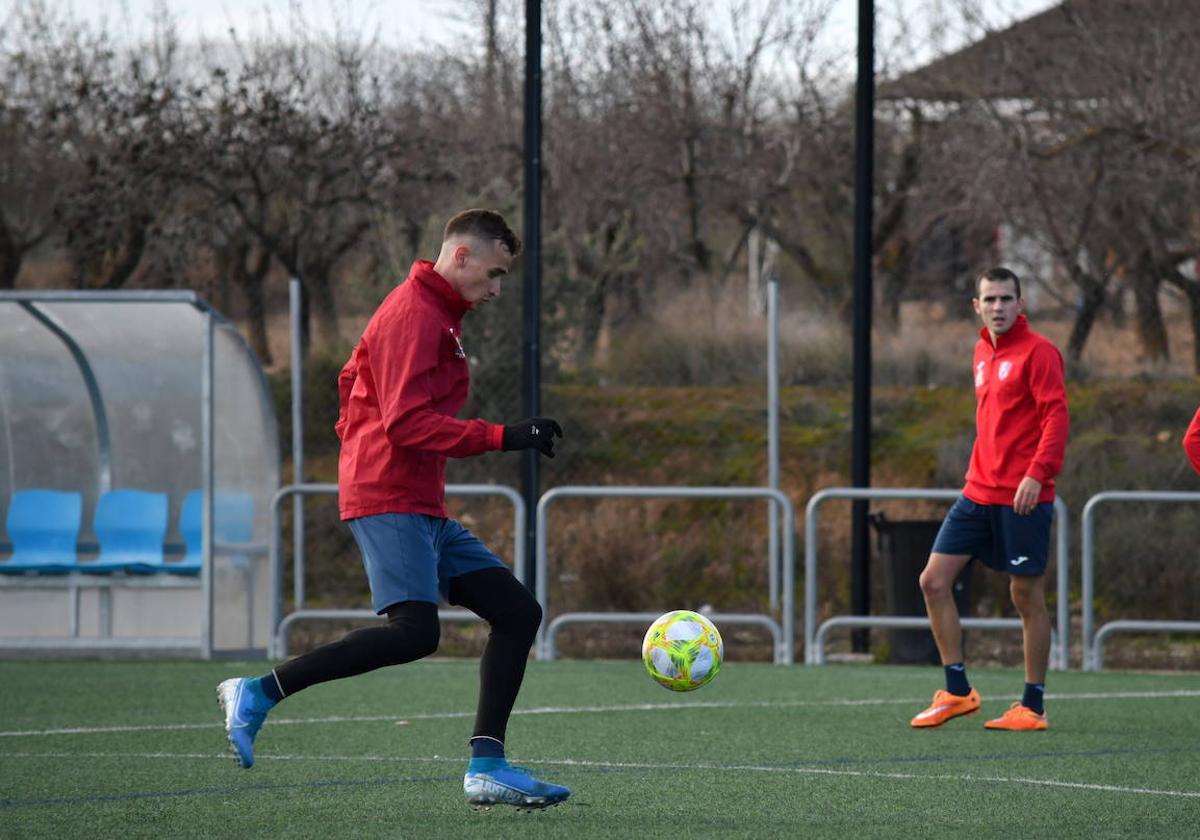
[964,315,1069,505]
[335,261,505,520]
[1185,406,1200,476]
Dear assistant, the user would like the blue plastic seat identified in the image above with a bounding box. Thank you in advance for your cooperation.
[176,491,256,575]
[1,489,82,574]
[83,489,169,574]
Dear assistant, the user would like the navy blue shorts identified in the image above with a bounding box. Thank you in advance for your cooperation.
[930,495,1053,576]
[347,513,508,612]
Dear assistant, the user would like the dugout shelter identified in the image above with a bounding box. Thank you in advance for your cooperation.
[0,291,279,657]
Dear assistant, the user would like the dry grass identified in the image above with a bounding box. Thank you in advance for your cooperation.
[571,282,1200,388]
[248,273,1200,385]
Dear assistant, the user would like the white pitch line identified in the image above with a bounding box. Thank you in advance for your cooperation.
[2,689,1199,739]
[539,758,1200,800]
[0,752,462,763]
[1,752,1197,801]
[1043,690,1200,700]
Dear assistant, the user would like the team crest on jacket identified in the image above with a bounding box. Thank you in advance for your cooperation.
[998,360,1013,380]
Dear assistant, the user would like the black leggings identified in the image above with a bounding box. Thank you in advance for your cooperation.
[273,599,441,694]
[448,567,542,743]
[273,567,541,744]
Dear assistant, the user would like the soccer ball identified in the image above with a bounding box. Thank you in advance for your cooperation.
[641,609,723,691]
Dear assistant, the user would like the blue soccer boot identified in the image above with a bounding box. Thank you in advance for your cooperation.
[463,758,571,811]
[217,677,276,768]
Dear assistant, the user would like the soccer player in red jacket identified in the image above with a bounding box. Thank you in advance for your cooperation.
[217,209,570,809]
[911,267,1069,732]
[1184,407,1200,476]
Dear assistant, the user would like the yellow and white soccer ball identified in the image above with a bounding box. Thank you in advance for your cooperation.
[641,609,723,691]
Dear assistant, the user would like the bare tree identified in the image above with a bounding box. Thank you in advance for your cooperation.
[0,81,60,288]
[0,5,185,290]
[179,31,420,349]
[540,0,847,363]
[887,0,1200,369]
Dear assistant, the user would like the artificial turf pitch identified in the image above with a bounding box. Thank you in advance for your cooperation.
[2,658,1198,838]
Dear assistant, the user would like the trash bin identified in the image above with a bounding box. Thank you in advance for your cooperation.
[869,512,973,665]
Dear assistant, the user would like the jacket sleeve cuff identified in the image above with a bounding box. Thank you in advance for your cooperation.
[1026,462,1053,483]
[489,423,505,450]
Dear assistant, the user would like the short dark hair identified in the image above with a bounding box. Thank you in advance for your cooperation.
[975,266,1021,299]
[443,209,522,257]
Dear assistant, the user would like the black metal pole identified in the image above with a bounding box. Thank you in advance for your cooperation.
[521,0,543,594]
[851,0,875,652]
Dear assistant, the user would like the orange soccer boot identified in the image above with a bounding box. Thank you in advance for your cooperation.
[910,687,982,728]
[984,702,1048,731]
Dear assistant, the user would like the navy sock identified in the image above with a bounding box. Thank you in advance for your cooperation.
[1022,682,1045,714]
[255,671,285,704]
[470,736,506,760]
[944,663,971,696]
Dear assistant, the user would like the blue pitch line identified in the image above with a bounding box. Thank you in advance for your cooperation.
[0,772,458,810]
[791,745,1199,768]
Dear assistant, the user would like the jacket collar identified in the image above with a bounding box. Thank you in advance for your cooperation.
[979,313,1029,349]
[409,260,472,318]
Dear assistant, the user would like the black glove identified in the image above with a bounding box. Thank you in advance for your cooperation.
[502,417,563,458]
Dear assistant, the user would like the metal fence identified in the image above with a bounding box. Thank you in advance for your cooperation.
[804,487,1071,670]
[1080,490,1200,671]
[261,482,1200,673]
[534,485,796,663]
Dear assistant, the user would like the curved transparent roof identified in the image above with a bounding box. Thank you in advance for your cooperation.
[0,292,279,549]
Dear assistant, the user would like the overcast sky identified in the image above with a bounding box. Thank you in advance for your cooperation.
[7,0,1060,83]
[16,0,466,46]
[8,1,1062,69]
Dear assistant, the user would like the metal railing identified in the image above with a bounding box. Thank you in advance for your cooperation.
[812,615,1059,665]
[266,481,1200,671]
[805,487,1070,669]
[1080,490,1200,671]
[534,485,796,664]
[268,482,525,659]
